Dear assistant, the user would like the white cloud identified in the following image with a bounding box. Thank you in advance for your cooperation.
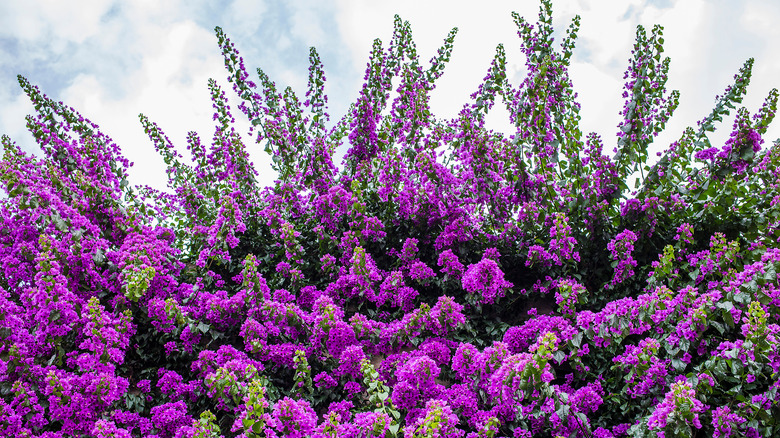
[0,0,115,44]
[559,0,641,72]
[289,1,328,45]
[226,0,268,38]
[740,0,780,144]
[569,61,623,139]
[0,83,35,151]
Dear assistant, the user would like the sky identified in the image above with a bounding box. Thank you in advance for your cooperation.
[1,0,779,190]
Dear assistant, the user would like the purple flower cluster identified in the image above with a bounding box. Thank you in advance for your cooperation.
[461,256,513,304]
[437,249,465,279]
[553,277,587,316]
[607,229,638,286]
[403,399,464,438]
[548,213,580,265]
[612,338,668,398]
[711,406,747,438]
[646,380,705,432]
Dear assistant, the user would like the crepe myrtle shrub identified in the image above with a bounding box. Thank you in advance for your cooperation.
[3,0,780,436]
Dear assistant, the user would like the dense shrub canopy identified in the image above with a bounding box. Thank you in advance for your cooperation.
[2,1,780,437]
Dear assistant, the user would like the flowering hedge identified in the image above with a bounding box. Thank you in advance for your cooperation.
[2,1,780,437]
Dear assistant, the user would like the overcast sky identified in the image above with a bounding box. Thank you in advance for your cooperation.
[2,0,779,190]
